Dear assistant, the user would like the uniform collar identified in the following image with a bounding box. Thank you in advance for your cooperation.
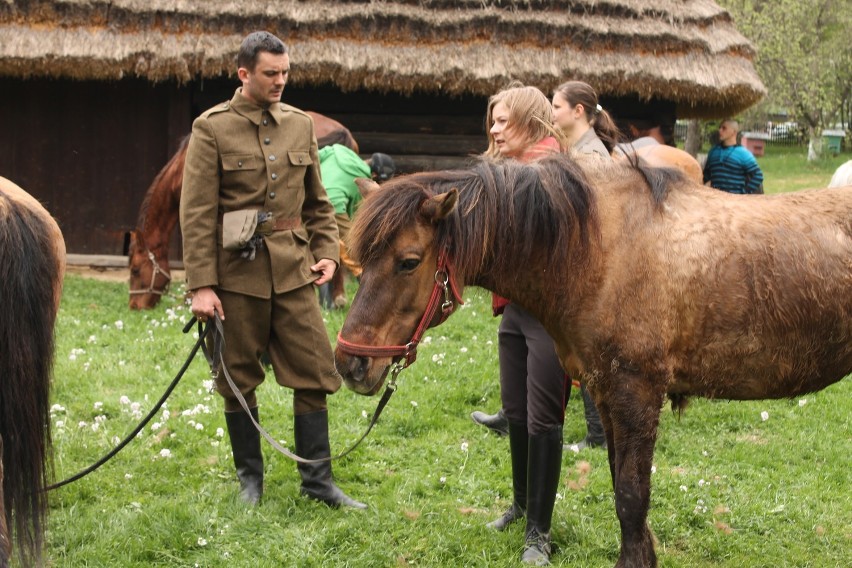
[230,88,287,125]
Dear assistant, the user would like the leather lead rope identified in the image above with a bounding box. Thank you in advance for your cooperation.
[203,311,395,464]
[44,315,212,491]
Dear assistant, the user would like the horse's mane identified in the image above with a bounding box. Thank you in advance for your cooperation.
[350,154,602,286]
[136,135,190,231]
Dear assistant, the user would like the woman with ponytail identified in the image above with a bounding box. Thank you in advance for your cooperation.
[551,80,621,157]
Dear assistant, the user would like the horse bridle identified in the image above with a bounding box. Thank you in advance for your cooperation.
[129,249,172,297]
[336,248,464,379]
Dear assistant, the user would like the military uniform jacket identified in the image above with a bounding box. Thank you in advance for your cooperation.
[180,89,340,299]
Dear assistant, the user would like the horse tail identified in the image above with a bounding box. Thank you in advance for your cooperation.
[0,190,56,567]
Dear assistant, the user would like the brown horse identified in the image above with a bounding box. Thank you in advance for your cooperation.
[129,112,359,309]
[0,177,65,568]
[334,155,852,567]
[127,136,188,310]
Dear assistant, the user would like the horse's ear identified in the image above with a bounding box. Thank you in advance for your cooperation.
[355,177,380,199]
[420,189,459,223]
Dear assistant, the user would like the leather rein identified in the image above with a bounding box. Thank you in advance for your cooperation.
[129,249,172,297]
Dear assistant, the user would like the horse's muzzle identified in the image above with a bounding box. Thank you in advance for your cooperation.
[335,351,388,396]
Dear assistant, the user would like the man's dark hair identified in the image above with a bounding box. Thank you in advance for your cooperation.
[237,31,288,71]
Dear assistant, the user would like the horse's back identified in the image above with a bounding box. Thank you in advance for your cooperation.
[634,145,703,185]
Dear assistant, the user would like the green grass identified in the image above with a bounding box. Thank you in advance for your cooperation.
[756,146,849,194]
[44,148,851,566]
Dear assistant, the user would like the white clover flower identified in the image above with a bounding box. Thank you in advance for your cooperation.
[114,320,124,330]
[94,415,106,423]
[202,379,215,392]
[216,428,224,438]
[119,360,126,366]
[439,476,447,484]
[50,404,66,413]
[410,401,418,407]
[90,423,99,432]
[460,347,468,353]
[486,340,493,346]
[87,335,97,344]
[68,353,77,361]
[112,436,120,445]
[83,362,91,371]
[798,399,807,407]
[120,395,131,405]
[160,449,172,458]
[760,411,769,421]
[94,401,103,410]
[55,420,65,428]
[651,465,656,474]
[679,485,688,492]
[423,336,432,344]
[195,423,204,431]
[155,365,161,372]
[197,537,207,546]
[78,421,88,429]
[471,335,478,341]
[460,442,469,452]
[125,473,133,479]
[211,440,220,447]
[698,479,707,487]
[361,410,368,419]
[130,402,141,412]
[162,410,170,421]
[151,422,162,430]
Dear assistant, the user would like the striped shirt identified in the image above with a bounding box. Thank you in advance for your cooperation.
[703,144,764,194]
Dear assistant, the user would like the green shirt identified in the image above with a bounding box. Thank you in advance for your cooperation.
[318,144,371,218]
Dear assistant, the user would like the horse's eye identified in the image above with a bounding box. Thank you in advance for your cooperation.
[399,258,420,272]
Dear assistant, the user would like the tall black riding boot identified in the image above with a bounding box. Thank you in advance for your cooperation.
[487,421,528,530]
[224,407,264,505]
[522,426,563,565]
[294,410,367,509]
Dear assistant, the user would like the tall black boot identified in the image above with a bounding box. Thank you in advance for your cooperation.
[224,407,264,505]
[565,385,606,451]
[294,410,367,509]
[487,421,528,530]
[522,426,563,565]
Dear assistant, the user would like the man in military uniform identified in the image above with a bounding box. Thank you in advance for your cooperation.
[180,31,365,508]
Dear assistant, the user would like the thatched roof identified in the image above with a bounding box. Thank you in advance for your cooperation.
[0,0,766,118]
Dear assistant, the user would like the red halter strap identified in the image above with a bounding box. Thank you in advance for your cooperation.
[336,249,464,369]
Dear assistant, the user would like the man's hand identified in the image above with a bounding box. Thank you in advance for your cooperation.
[190,286,224,321]
[311,258,337,286]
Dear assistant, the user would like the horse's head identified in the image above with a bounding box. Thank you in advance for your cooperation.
[128,230,171,310]
[335,182,462,395]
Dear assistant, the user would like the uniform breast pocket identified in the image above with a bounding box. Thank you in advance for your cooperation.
[221,154,259,184]
[287,150,312,188]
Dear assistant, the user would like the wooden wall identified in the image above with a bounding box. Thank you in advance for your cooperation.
[0,75,676,257]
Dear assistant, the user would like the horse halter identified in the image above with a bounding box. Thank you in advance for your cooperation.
[129,249,172,296]
[336,248,464,373]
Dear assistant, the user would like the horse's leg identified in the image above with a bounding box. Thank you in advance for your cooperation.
[594,377,662,568]
[331,267,347,309]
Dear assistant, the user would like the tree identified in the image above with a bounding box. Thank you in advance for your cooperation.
[719,0,852,159]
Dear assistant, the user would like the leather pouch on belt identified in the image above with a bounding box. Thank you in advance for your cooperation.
[222,209,259,251]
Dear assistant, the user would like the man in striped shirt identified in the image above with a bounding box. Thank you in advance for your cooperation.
[703,119,764,194]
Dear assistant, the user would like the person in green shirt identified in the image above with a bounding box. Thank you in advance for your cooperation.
[317,144,395,308]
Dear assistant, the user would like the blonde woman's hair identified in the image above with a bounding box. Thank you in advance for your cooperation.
[484,82,554,159]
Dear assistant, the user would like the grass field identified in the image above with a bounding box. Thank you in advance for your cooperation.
[43,148,851,567]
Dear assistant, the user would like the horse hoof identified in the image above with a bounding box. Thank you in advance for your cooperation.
[333,295,348,308]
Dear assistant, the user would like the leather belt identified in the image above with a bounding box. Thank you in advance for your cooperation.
[256,216,301,235]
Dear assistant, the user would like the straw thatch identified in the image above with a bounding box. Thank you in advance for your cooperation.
[0,0,766,117]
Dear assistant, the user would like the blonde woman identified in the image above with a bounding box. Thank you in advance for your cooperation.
[475,83,565,566]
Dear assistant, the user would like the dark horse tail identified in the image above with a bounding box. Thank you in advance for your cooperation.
[0,189,56,567]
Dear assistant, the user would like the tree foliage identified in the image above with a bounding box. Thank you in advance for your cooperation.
[719,0,851,158]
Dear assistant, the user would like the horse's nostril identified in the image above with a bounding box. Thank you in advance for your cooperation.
[355,356,369,378]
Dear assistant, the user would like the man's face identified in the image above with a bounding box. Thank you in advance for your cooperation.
[238,52,290,107]
[719,122,738,145]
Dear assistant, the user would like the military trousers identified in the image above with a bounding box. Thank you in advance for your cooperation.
[215,284,341,415]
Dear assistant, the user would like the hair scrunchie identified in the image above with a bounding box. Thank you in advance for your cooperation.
[595,104,603,114]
